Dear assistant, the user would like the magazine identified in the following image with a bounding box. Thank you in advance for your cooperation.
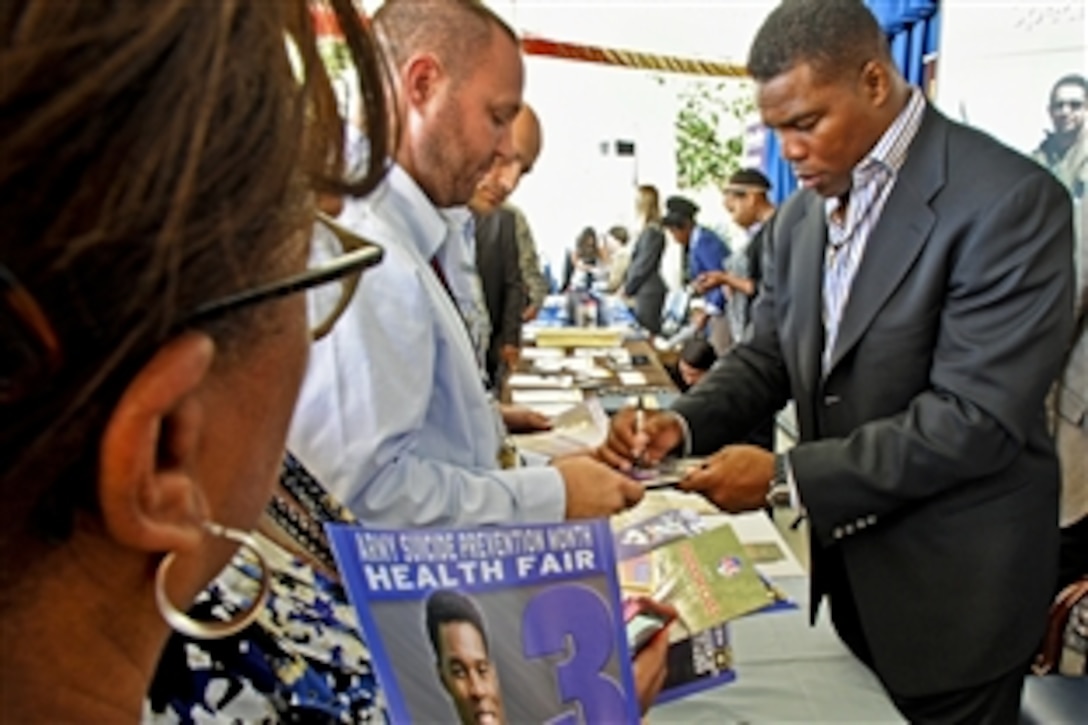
[612,511,797,702]
[327,520,642,724]
[617,521,783,634]
[613,508,709,559]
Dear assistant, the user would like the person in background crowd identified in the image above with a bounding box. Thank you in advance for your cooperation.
[471,105,543,386]
[1052,204,1088,592]
[600,0,1072,720]
[467,104,548,325]
[692,167,780,452]
[1034,73,1087,200]
[696,167,777,345]
[661,196,732,355]
[624,185,668,335]
[671,338,718,392]
[0,0,389,719]
[603,225,633,293]
[561,226,601,292]
[287,0,643,529]
[513,205,550,321]
[469,102,548,324]
[1034,73,1088,590]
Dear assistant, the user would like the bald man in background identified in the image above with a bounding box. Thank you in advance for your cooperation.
[495,108,549,323]
[471,105,542,385]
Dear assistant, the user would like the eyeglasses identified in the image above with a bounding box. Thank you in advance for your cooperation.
[1050,100,1085,112]
[183,211,383,340]
[2,213,382,402]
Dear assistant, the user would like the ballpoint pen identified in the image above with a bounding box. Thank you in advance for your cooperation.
[634,394,645,468]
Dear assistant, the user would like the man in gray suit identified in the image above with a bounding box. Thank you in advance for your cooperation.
[600,0,1073,720]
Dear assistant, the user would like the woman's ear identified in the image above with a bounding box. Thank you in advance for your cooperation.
[97,331,216,555]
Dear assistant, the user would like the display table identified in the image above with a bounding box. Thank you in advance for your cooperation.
[515,304,904,721]
[505,335,676,402]
[651,575,904,723]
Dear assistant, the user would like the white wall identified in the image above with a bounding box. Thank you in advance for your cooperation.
[510,64,765,285]
[935,0,1086,155]
[511,57,678,278]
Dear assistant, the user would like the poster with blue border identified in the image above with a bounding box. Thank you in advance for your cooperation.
[327,520,641,724]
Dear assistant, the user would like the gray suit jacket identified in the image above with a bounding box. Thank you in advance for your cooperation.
[624,223,667,334]
[674,104,1074,695]
[475,208,524,383]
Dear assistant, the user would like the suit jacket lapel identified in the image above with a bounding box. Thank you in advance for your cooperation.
[826,106,946,375]
[789,194,827,407]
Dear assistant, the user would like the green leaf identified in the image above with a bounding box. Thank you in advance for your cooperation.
[674,80,757,191]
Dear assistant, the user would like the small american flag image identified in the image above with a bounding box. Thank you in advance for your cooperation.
[716,556,743,578]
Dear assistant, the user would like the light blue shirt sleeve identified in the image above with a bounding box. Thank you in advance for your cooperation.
[287,171,567,527]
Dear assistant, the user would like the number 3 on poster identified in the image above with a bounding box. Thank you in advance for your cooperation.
[521,585,629,723]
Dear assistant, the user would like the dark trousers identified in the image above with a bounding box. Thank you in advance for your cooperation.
[633,290,664,335]
[823,552,1026,724]
[887,665,1026,724]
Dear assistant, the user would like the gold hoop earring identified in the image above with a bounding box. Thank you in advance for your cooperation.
[154,521,270,640]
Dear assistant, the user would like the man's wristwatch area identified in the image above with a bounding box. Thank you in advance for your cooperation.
[766,453,792,508]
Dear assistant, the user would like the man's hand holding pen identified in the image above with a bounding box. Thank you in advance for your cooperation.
[598,407,775,515]
[596,405,685,471]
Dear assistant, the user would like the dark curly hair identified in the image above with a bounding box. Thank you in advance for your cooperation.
[747,0,890,83]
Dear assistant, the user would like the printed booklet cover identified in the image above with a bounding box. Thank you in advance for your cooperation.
[618,520,783,633]
[612,511,798,703]
[613,510,743,704]
[327,520,642,724]
[613,510,796,615]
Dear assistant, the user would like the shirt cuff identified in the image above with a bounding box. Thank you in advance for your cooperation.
[500,466,567,523]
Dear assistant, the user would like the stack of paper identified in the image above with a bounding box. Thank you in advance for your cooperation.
[510,400,608,459]
[509,388,584,405]
[506,373,574,389]
[535,327,625,348]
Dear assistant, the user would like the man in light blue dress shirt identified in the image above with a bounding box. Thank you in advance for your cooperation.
[286,0,642,527]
